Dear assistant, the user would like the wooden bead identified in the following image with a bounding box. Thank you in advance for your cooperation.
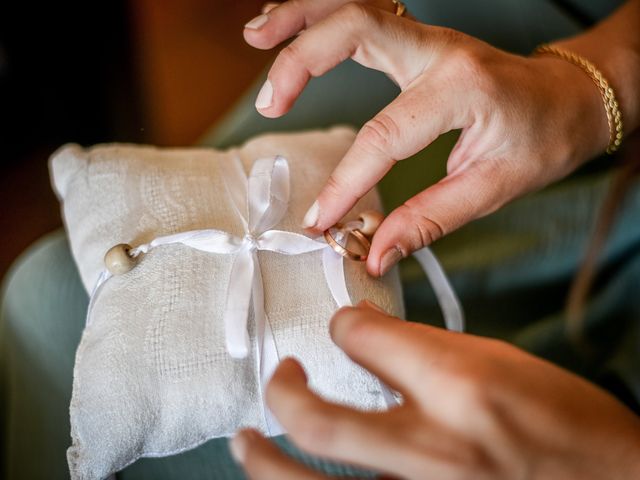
[357,210,384,237]
[104,243,137,275]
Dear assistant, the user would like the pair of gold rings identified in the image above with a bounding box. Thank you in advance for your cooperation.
[324,224,371,262]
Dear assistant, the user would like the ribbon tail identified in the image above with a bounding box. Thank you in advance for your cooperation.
[413,248,465,332]
[251,251,284,436]
[322,247,352,307]
[224,249,254,359]
[321,247,399,409]
[86,270,111,327]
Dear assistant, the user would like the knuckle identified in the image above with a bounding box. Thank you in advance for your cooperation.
[286,0,313,30]
[449,46,499,97]
[359,114,401,158]
[279,41,304,68]
[405,422,496,480]
[323,173,360,204]
[435,29,499,94]
[436,348,507,414]
[414,216,444,246]
[324,173,346,197]
[398,203,445,247]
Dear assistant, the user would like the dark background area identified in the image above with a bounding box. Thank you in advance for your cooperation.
[0,1,139,280]
[0,0,272,279]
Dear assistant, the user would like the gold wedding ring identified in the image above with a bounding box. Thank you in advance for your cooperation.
[324,224,371,262]
[391,0,407,16]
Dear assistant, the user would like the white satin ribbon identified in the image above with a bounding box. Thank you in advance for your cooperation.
[86,154,464,437]
[125,156,328,360]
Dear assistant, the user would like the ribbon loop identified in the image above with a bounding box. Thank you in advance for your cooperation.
[248,156,290,234]
[219,156,250,231]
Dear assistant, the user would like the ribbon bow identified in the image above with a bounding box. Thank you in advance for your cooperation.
[129,156,329,359]
[212,155,331,358]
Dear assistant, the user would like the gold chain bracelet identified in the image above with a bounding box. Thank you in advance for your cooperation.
[534,44,624,154]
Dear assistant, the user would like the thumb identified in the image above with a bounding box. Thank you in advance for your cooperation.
[367,159,505,276]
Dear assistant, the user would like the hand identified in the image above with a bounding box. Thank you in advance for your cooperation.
[230,301,640,479]
[243,1,612,276]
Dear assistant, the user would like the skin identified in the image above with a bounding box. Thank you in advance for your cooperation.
[232,1,640,478]
[231,302,640,479]
[244,0,640,276]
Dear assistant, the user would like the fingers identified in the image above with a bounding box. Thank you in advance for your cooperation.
[265,357,416,476]
[255,4,430,118]
[231,429,330,480]
[244,0,351,50]
[244,0,400,50]
[250,5,464,235]
[329,301,454,397]
[367,159,506,276]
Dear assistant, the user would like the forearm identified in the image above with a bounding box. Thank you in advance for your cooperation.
[552,0,640,140]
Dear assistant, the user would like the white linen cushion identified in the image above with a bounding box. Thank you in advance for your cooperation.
[50,126,404,480]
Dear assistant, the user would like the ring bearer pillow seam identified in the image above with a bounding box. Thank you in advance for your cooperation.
[51,126,405,480]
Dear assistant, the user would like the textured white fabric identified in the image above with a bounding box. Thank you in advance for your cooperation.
[50,127,405,480]
[83,155,400,437]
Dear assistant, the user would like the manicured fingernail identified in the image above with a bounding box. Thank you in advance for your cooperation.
[379,247,402,276]
[255,79,273,110]
[302,200,320,229]
[262,2,280,14]
[230,430,253,463]
[244,14,269,30]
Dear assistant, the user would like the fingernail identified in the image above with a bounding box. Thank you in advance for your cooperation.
[230,431,253,463]
[262,2,280,14]
[379,247,402,276]
[244,13,269,30]
[302,200,320,229]
[255,79,273,110]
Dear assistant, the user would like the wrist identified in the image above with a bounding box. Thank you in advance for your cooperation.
[547,2,640,142]
[529,54,611,166]
[535,44,624,155]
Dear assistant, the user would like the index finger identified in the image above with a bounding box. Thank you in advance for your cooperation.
[302,87,456,233]
[243,0,405,50]
[329,302,462,399]
[265,357,421,478]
